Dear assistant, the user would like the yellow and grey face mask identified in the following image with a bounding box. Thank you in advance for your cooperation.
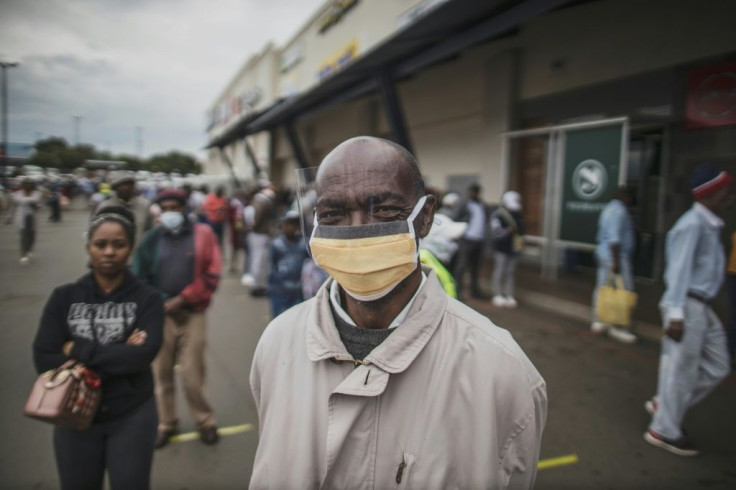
[309,196,427,302]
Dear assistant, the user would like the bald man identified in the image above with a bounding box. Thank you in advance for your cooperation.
[249,137,546,489]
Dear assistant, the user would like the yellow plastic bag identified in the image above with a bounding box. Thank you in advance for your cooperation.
[596,274,638,328]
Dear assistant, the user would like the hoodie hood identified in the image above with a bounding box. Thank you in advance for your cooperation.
[77,270,140,304]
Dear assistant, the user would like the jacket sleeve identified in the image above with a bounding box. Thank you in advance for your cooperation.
[267,240,279,284]
[250,334,266,429]
[69,292,164,376]
[661,222,699,322]
[33,288,72,374]
[606,206,624,245]
[179,225,222,305]
[490,214,512,241]
[132,230,153,283]
[132,229,169,301]
[503,381,548,490]
[453,202,469,223]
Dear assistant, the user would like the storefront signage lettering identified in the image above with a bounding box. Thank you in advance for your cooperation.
[317,40,358,81]
[318,0,359,35]
[208,87,263,130]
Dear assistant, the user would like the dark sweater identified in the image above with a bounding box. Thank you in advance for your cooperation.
[331,304,395,361]
[33,271,164,423]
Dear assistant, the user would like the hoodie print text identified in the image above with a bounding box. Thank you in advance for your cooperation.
[67,302,138,344]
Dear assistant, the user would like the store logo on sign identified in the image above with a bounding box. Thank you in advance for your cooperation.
[572,159,608,201]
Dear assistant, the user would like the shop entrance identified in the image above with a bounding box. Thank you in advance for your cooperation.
[627,128,667,280]
[504,119,666,280]
[503,117,629,279]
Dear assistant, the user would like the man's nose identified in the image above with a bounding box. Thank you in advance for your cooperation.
[348,210,370,226]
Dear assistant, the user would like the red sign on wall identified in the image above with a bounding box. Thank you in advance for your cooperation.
[686,60,736,129]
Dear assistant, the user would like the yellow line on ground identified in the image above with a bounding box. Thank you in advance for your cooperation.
[169,423,254,443]
[538,454,579,470]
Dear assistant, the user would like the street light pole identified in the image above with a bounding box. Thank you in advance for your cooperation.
[136,126,143,159]
[72,115,83,145]
[1,61,19,168]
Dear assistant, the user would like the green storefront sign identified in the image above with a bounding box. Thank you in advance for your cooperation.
[558,125,623,244]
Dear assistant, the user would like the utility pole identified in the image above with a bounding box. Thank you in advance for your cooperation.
[136,126,143,159]
[1,61,19,167]
[72,115,83,145]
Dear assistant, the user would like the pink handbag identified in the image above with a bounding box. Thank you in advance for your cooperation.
[24,360,101,431]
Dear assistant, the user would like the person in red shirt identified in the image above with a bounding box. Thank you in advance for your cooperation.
[202,186,228,247]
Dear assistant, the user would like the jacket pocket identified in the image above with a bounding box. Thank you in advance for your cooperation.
[395,452,416,487]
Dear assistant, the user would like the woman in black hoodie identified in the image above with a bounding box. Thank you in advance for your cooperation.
[33,206,164,490]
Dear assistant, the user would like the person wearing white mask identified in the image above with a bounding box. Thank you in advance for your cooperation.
[490,191,526,308]
[132,188,222,449]
[249,137,546,489]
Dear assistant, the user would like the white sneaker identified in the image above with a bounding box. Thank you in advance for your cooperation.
[608,326,637,344]
[19,256,30,266]
[504,297,518,308]
[590,321,609,334]
[492,295,507,307]
[240,273,255,287]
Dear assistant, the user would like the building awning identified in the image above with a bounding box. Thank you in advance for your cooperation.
[207,0,578,149]
[205,100,287,149]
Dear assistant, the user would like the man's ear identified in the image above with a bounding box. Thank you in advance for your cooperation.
[416,195,436,239]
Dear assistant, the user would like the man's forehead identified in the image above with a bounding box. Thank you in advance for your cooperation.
[316,166,411,202]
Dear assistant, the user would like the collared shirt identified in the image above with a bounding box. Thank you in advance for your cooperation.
[595,199,635,261]
[329,272,427,330]
[660,203,726,322]
[463,200,486,241]
[693,202,724,228]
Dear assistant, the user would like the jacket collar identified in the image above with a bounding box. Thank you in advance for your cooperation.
[693,202,724,228]
[306,266,447,374]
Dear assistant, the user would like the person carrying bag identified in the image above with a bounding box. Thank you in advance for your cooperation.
[31,207,163,490]
[25,359,101,430]
[596,271,638,329]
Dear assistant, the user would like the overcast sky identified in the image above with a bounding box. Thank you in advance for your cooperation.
[0,0,324,159]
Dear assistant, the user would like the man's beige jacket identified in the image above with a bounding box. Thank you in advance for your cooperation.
[250,271,547,489]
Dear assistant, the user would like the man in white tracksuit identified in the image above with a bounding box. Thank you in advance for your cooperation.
[645,163,733,456]
[249,136,546,489]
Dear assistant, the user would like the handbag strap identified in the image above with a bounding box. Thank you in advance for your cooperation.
[604,270,625,290]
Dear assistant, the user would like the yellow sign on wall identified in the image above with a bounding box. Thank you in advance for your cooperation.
[317,40,359,81]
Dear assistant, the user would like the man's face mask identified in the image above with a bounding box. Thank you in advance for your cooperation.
[160,211,184,232]
[309,196,427,302]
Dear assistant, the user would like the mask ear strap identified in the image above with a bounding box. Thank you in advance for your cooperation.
[306,213,319,258]
[407,195,428,240]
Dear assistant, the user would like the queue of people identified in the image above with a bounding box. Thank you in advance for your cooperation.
[23,138,735,488]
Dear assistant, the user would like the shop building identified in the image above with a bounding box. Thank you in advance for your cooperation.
[206,0,736,279]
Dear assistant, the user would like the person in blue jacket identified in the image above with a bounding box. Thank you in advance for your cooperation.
[268,209,309,317]
[644,163,733,457]
[590,186,638,343]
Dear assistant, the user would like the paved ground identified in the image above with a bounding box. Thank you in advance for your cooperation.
[1,204,734,489]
